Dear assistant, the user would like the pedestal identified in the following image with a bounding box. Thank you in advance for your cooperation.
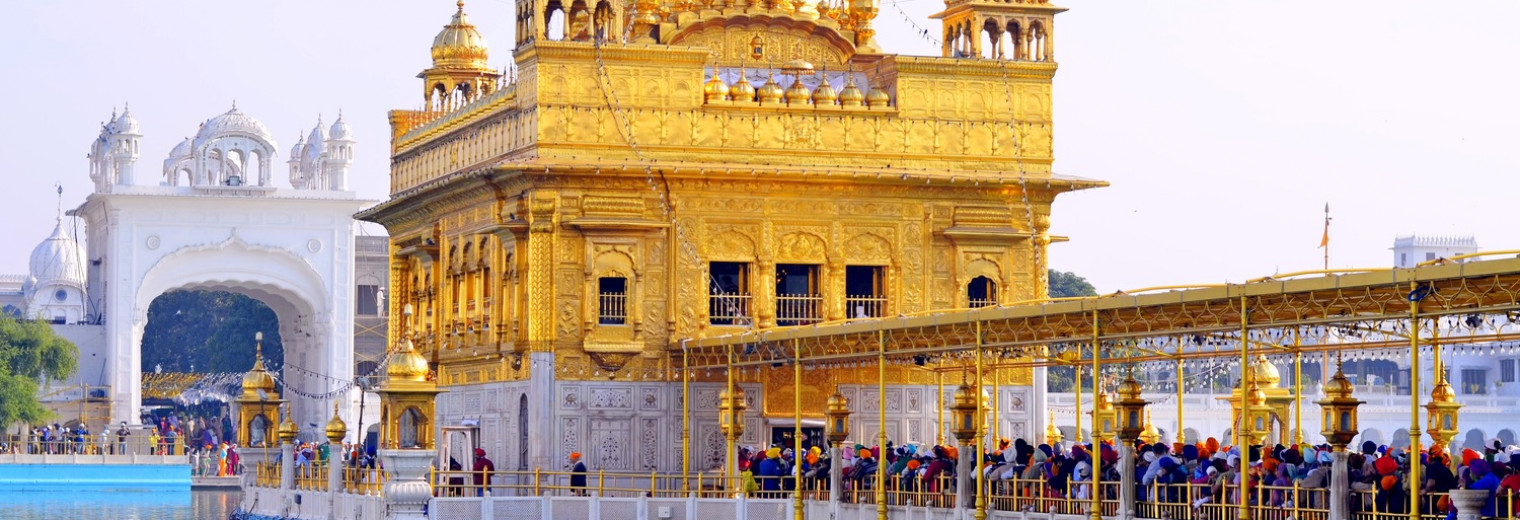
[329,454,345,494]
[1328,451,1349,520]
[1118,444,1135,520]
[380,449,436,520]
[955,442,971,510]
[280,443,295,490]
[829,445,843,519]
[1448,489,1488,520]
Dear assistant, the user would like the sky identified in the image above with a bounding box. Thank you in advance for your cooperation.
[0,1,1516,293]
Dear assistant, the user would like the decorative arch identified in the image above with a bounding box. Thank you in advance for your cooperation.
[705,230,757,260]
[776,231,828,263]
[667,16,857,66]
[843,233,893,265]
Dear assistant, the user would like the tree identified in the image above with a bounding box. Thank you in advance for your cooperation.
[1046,269,1097,392]
[140,290,283,374]
[1048,269,1097,298]
[0,316,80,428]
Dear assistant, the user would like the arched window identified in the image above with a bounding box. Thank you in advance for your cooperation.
[967,276,997,308]
[400,408,424,448]
[250,415,270,447]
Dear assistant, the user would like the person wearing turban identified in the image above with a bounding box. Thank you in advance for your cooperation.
[569,452,588,495]
[1373,454,1406,515]
[758,447,784,495]
[1468,459,1501,517]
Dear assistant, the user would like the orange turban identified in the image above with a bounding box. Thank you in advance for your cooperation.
[946,446,959,460]
[1462,449,1481,468]
[1262,458,1279,473]
[1374,456,1398,476]
[806,452,819,465]
[1206,438,1220,454]
[907,460,922,470]
[1379,475,1398,491]
[570,452,582,461]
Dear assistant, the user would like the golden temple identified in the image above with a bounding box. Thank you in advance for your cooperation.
[359,0,1098,399]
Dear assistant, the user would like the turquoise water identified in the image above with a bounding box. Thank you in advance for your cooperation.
[0,489,239,519]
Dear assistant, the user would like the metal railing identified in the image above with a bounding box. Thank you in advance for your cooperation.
[255,461,281,488]
[845,295,887,319]
[344,466,388,495]
[709,294,751,325]
[293,460,329,491]
[598,293,628,325]
[968,298,996,308]
[1,431,186,456]
[776,294,823,325]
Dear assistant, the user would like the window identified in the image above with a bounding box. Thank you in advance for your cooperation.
[51,312,66,325]
[1462,368,1488,395]
[1502,359,1516,383]
[1400,253,1408,266]
[775,264,821,326]
[597,277,628,325]
[1426,252,1437,261]
[967,276,997,308]
[845,266,886,319]
[357,285,380,315]
[709,262,751,325]
[54,289,68,302]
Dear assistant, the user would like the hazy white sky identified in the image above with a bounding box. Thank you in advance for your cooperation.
[1,1,1516,293]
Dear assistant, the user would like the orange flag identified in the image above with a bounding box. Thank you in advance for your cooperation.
[1318,203,1329,248]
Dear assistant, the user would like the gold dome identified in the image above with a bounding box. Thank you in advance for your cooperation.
[758,77,785,105]
[277,413,299,444]
[784,78,811,105]
[703,74,730,103]
[325,401,348,443]
[1044,409,1063,444]
[1251,354,1281,387]
[242,336,277,397]
[388,337,431,382]
[1116,373,1143,400]
[1322,363,1355,400]
[730,73,757,102]
[1245,380,1267,407]
[811,80,838,106]
[837,79,864,107]
[1094,389,1115,411]
[1431,373,1456,403]
[865,85,890,108]
[431,1,491,70]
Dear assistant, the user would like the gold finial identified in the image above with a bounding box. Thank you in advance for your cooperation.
[457,0,465,11]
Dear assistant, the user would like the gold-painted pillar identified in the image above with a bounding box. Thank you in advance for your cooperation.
[1176,337,1184,445]
[974,321,987,520]
[726,344,738,481]
[526,196,557,352]
[1407,285,1423,520]
[1237,294,1250,520]
[1075,364,1084,445]
[1089,310,1101,520]
[991,361,1000,453]
[793,339,803,520]
[876,330,887,520]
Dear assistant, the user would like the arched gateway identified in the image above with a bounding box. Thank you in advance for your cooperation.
[73,105,370,431]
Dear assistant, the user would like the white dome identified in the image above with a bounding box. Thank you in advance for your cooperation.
[329,113,353,141]
[29,220,87,290]
[167,137,192,159]
[288,135,305,162]
[112,108,140,135]
[304,119,327,163]
[195,106,276,148]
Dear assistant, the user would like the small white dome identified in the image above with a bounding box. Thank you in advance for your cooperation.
[28,220,87,290]
[112,107,140,135]
[167,137,192,159]
[195,106,277,148]
[288,135,306,161]
[329,113,353,141]
[304,119,328,163]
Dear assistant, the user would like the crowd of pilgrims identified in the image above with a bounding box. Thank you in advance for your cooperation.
[736,436,1520,517]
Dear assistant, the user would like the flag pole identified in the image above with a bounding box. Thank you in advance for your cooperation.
[1321,203,1331,270]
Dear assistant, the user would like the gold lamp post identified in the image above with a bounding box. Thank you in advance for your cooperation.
[1241,380,1272,446]
[825,391,851,446]
[1316,355,1363,451]
[1091,387,1117,443]
[1426,368,1461,451]
[1114,369,1149,444]
[1045,409,1064,446]
[949,380,980,445]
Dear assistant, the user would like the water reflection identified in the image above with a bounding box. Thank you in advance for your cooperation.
[0,489,239,520]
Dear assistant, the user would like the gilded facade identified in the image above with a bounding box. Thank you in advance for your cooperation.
[359,0,1100,472]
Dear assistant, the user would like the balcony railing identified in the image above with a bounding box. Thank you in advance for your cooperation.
[709,294,752,325]
[969,298,996,309]
[598,293,628,325]
[776,294,823,326]
[845,294,887,319]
